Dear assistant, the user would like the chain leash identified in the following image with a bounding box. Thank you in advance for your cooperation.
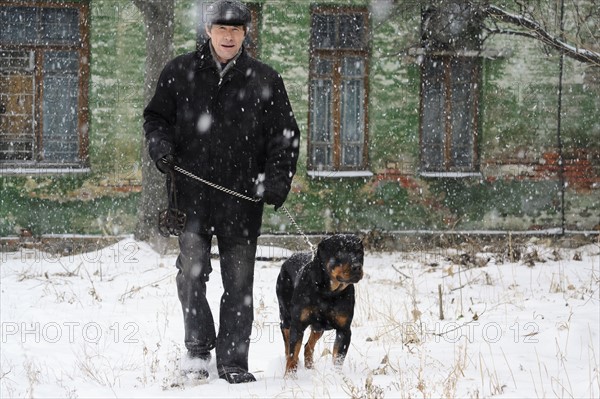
[280,205,316,253]
[173,164,315,252]
[174,165,260,203]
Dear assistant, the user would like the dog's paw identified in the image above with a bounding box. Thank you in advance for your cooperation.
[284,369,298,379]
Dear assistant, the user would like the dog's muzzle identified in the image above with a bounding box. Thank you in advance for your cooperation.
[339,263,364,283]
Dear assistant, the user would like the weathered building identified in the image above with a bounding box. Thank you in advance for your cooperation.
[1,0,598,237]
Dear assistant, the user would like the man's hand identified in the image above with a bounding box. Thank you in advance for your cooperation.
[262,190,285,211]
[157,154,175,174]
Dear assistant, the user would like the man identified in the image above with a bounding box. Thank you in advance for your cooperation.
[143,0,299,384]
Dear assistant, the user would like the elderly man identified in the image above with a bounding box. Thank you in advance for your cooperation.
[143,0,300,384]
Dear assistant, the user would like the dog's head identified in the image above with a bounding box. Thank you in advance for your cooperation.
[316,234,364,291]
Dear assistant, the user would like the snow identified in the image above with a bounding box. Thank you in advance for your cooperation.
[0,168,91,176]
[1,237,598,398]
[419,171,483,178]
[307,170,374,178]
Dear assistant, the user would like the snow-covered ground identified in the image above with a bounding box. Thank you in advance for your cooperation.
[1,237,598,398]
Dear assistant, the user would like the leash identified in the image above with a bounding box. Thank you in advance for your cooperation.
[158,169,187,237]
[174,165,260,203]
[172,164,315,252]
[280,205,316,253]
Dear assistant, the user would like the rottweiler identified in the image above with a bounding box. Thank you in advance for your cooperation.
[276,234,364,374]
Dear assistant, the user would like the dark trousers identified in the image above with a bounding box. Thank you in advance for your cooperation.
[175,227,257,375]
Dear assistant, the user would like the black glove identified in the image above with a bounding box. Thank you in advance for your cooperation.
[156,154,175,174]
[262,190,285,211]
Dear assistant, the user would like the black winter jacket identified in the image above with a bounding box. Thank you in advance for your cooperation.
[143,41,300,238]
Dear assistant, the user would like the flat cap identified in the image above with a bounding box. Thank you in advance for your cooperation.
[205,0,251,27]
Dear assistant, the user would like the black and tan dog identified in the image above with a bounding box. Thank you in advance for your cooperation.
[276,234,364,374]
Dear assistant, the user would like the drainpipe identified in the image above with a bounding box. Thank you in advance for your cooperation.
[557,0,565,235]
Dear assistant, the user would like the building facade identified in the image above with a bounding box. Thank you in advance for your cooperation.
[1,0,598,237]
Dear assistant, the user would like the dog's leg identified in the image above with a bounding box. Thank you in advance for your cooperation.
[285,326,305,375]
[332,328,352,368]
[281,327,290,358]
[303,328,323,369]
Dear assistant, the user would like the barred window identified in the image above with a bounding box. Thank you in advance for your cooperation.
[308,6,370,173]
[0,2,90,172]
[420,55,481,175]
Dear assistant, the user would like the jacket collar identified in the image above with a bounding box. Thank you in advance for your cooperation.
[196,39,249,76]
[209,40,242,77]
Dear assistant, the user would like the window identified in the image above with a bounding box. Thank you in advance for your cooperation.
[308,6,370,174]
[418,2,483,176]
[419,55,481,175]
[0,2,90,172]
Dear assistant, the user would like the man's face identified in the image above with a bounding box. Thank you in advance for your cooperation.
[205,24,246,63]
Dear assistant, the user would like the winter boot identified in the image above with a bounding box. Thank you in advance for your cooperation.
[180,351,211,380]
[219,371,256,384]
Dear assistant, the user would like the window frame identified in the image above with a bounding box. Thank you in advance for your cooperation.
[0,0,90,173]
[419,53,482,176]
[307,5,370,174]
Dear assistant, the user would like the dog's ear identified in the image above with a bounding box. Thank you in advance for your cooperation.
[317,234,346,267]
[338,234,364,255]
[316,234,364,267]
[349,235,364,255]
[316,235,338,267]
[343,235,364,265]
